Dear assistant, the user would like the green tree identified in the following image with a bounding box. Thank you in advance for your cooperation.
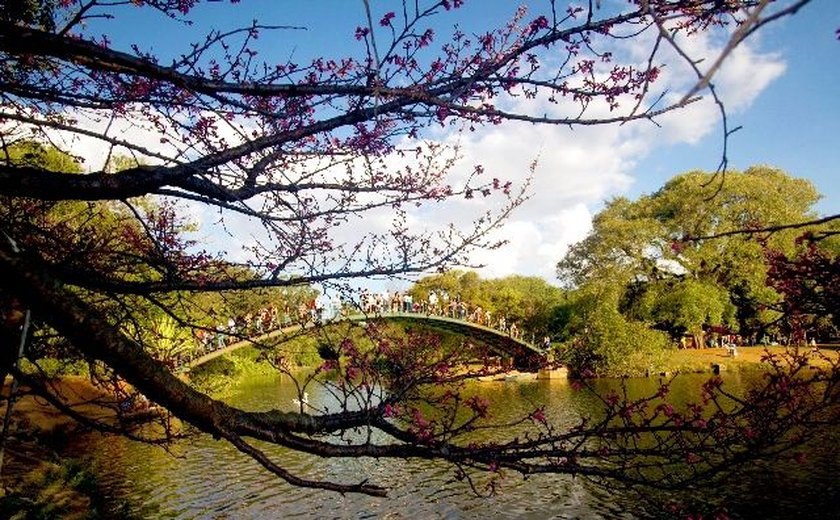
[410,270,482,304]
[0,0,55,30]
[410,271,565,337]
[624,277,736,344]
[481,275,565,337]
[560,285,670,376]
[558,167,824,371]
[0,142,314,374]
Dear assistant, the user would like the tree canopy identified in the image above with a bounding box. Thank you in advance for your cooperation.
[409,270,565,336]
[556,166,832,374]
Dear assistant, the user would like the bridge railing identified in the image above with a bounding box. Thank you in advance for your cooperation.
[172,305,544,371]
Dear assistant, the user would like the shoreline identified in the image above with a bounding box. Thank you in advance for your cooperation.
[5,346,836,434]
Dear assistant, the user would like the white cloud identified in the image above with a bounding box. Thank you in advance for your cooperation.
[641,25,786,146]
[27,26,786,289]
[44,108,182,171]
[715,44,786,111]
[471,203,593,281]
[404,32,787,285]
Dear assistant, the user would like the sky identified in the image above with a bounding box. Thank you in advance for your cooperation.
[71,0,840,288]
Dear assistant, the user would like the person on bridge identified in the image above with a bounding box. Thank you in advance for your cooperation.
[447,300,458,318]
[472,306,483,324]
[428,291,439,315]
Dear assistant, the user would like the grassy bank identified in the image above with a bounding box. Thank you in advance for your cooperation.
[657,345,839,375]
[0,378,137,519]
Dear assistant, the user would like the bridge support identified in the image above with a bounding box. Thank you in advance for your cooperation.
[536,367,568,379]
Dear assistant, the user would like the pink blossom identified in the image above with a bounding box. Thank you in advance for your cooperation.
[355,26,370,40]
[528,16,549,35]
[380,12,395,27]
[466,396,490,418]
[685,452,699,464]
[346,366,359,379]
[659,403,674,417]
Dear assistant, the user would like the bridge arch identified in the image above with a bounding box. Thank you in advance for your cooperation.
[186,312,545,371]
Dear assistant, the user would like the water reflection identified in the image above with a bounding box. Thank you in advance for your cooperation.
[73,372,840,519]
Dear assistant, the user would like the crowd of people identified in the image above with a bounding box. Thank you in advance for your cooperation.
[192,298,342,354]
[358,289,523,339]
[184,290,528,364]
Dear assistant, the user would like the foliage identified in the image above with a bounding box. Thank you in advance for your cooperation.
[623,277,736,338]
[1,140,82,174]
[409,270,566,336]
[766,237,840,341]
[19,357,90,378]
[0,458,136,520]
[558,167,826,364]
[410,270,482,303]
[189,347,280,397]
[0,0,56,30]
[0,141,310,376]
[559,286,671,376]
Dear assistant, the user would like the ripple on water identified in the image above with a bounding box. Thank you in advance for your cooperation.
[74,372,840,519]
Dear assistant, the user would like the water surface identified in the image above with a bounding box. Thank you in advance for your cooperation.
[73,372,840,519]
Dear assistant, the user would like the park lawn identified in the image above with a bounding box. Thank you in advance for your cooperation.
[661,345,840,375]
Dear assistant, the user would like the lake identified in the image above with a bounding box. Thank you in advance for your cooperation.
[70,371,840,519]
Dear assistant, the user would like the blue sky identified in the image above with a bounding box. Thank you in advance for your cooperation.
[75,1,840,284]
[629,2,840,215]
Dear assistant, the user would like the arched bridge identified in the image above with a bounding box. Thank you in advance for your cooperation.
[186,312,546,371]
